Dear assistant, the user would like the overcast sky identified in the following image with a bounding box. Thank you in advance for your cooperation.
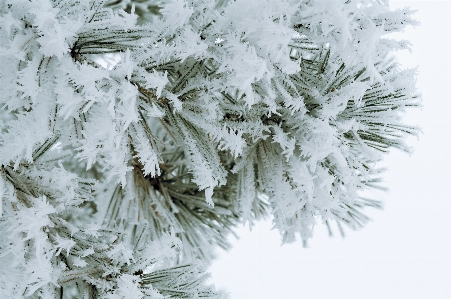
[209,1,451,298]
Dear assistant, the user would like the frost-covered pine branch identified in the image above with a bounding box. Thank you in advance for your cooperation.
[0,0,419,297]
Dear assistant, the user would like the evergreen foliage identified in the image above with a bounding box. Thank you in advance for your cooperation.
[0,0,419,297]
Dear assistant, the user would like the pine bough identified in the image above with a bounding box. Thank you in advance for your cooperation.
[0,0,420,298]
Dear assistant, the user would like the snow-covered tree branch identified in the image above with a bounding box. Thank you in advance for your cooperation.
[0,0,419,297]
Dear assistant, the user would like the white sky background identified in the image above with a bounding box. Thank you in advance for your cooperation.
[209,1,451,298]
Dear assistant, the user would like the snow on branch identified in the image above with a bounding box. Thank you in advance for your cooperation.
[0,0,419,297]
